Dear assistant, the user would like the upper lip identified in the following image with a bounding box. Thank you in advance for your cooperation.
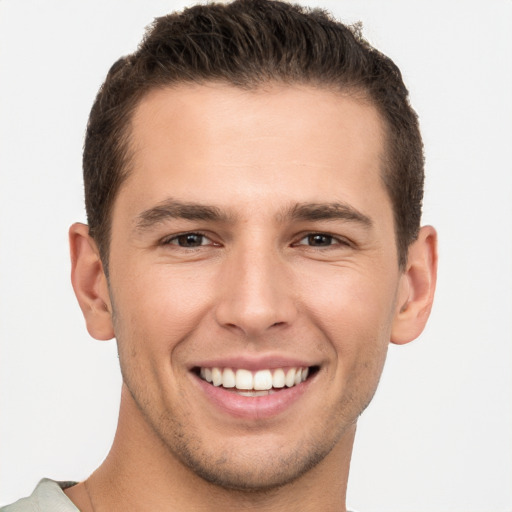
[189,355,319,372]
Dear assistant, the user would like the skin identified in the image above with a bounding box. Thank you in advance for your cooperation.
[68,83,437,511]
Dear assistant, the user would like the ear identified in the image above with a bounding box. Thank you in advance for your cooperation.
[391,225,438,345]
[69,223,114,341]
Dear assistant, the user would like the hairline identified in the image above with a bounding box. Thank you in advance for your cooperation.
[95,79,406,273]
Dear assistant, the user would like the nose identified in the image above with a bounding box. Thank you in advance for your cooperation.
[214,241,298,338]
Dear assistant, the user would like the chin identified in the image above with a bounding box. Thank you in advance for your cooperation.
[171,440,331,492]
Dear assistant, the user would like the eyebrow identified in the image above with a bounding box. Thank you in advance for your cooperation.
[135,199,231,231]
[286,202,373,228]
[134,198,373,231]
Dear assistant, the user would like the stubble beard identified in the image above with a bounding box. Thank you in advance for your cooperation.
[123,379,340,493]
[113,302,388,495]
[116,339,386,495]
[119,361,368,497]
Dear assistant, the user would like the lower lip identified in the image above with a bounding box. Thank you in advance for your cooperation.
[193,372,314,420]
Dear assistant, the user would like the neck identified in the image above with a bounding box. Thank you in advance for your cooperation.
[74,385,355,512]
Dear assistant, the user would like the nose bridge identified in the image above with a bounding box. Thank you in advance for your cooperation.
[215,234,295,336]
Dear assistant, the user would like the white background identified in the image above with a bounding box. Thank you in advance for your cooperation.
[1,1,511,511]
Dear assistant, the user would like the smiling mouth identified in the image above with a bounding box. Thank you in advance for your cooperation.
[195,366,319,396]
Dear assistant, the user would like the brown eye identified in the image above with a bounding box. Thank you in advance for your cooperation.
[295,234,336,247]
[306,234,334,246]
[169,233,208,247]
[294,233,350,249]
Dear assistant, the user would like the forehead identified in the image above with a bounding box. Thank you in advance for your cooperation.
[121,82,389,219]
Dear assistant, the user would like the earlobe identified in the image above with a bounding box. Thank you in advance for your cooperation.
[391,225,438,345]
[69,223,114,341]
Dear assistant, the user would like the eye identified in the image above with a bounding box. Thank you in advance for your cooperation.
[297,233,340,247]
[164,233,211,248]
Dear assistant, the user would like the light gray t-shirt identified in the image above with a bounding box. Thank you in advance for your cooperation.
[0,479,78,512]
[1,478,359,511]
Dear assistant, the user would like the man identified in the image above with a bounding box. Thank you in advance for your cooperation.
[2,0,437,510]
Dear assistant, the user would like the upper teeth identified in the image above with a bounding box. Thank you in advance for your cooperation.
[200,367,309,390]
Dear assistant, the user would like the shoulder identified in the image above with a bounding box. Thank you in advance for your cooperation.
[0,479,78,512]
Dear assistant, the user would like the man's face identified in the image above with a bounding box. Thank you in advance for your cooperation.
[107,83,406,489]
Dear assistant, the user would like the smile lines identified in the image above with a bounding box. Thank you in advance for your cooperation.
[199,367,310,392]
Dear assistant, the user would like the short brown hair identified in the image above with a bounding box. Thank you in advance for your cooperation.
[84,0,424,270]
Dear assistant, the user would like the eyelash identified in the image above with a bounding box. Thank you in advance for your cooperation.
[161,231,351,249]
[293,232,351,248]
[161,232,215,248]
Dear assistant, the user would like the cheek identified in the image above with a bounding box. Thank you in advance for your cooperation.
[110,262,216,356]
[300,265,398,342]
[298,264,397,392]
